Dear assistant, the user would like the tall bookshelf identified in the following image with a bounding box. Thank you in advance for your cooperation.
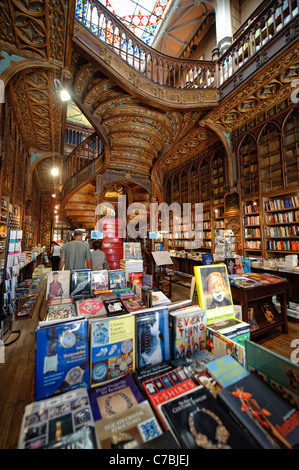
[242,199,262,255]
[263,193,299,256]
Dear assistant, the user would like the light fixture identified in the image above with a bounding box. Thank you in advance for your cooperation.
[51,167,59,176]
[54,78,71,102]
[52,193,56,198]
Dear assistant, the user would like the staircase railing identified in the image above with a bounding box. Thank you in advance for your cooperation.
[75,0,217,90]
[63,131,103,181]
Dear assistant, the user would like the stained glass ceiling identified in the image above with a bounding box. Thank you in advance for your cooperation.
[76,0,173,46]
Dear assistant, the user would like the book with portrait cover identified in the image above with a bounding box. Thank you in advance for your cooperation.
[136,307,171,369]
[90,314,135,387]
[88,373,145,421]
[160,386,256,449]
[94,400,162,449]
[91,270,109,292]
[18,388,96,449]
[76,298,107,320]
[35,317,90,400]
[70,269,92,298]
[217,373,299,449]
[169,305,207,359]
[46,270,71,302]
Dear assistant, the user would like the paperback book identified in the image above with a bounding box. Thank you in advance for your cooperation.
[206,354,249,388]
[108,269,126,290]
[70,269,92,298]
[91,270,108,292]
[90,314,135,387]
[169,305,207,359]
[119,293,147,312]
[76,298,107,320]
[136,307,171,369]
[46,270,71,302]
[35,317,90,400]
[88,373,145,421]
[103,298,128,316]
[18,388,97,449]
[46,303,77,322]
[160,386,256,449]
[150,290,171,307]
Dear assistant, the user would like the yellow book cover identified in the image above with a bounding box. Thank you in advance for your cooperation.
[193,264,234,325]
[90,314,135,387]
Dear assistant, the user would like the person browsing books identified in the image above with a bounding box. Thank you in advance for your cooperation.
[58,230,92,271]
[90,240,109,270]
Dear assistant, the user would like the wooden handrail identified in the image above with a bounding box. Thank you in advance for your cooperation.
[63,131,103,181]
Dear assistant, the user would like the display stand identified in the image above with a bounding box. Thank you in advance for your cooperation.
[151,251,173,296]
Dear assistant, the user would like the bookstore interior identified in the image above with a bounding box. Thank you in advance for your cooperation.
[0,0,299,452]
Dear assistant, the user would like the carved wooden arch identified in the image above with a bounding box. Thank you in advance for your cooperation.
[257,120,282,142]
[0,58,61,86]
[281,106,299,132]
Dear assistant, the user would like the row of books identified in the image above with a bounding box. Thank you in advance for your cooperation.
[264,196,299,211]
[265,211,299,224]
[266,239,299,251]
[18,340,299,449]
[265,225,299,237]
[244,227,261,237]
[228,272,284,289]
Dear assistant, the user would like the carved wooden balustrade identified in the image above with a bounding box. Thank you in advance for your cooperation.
[75,0,217,89]
[218,0,299,85]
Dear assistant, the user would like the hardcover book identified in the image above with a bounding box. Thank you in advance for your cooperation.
[194,264,234,325]
[169,305,207,359]
[217,373,299,449]
[46,270,71,302]
[150,290,171,307]
[136,307,171,369]
[46,303,77,322]
[108,269,126,290]
[35,317,90,400]
[160,386,256,449]
[75,298,107,320]
[103,298,128,316]
[70,269,92,298]
[123,242,142,260]
[90,314,135,387]
[120,293,147,312]
[91,270,109,292]
[94,400,162,449]
[18,388,96,449]
[206,354,249,388]
[88,373,145,421]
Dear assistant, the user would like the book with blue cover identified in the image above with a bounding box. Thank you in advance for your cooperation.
[136,307,171,369]
[35,317,90,400]
[206,354,249,388]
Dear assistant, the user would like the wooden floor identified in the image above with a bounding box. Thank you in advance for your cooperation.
[0,285,298,449]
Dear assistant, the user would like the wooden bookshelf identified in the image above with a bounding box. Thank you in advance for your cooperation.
[242,199,262,255]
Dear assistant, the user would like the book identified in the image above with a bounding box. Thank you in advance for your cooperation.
[160,386,256,449]
[245,339,299,408]
[229,274,262,289]
[35,317,90,400]
[18,388,97,449]
[46,270,71,302]
[169,305,207,358]
[136,307,171,369]
[70,269,92,298]
[207,328,246,367]
[217,373,299,449]
[133,361,176,394]
[108,269,126,290]
[119,293,147,312]
[76,298,107,320]
[46,303,77,321]
[43,426,98,449]
[88,373,145,421]
[141,366,198,428]
[123,242,142,260]
[206,354,249,388]
[91,270,108,292]
[150,290,171,307]
[194,264,235,325]
[94,400,163,449]
[134,430,180,449]
[103,298,128,316]
[90,314,135,387]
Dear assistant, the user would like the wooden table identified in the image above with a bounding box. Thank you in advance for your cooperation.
[231,279,288,339]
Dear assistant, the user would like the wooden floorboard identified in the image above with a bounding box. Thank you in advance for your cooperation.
[0,284,298,449]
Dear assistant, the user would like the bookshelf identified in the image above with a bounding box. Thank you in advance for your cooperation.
[242,199,262,255]
[283,108,299,189]
[263,193,299,256]
[239,134,258,199]
[259,123,283,194]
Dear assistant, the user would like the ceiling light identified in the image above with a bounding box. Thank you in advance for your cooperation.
[51,167,59,176]
[54,78,71,101]
[52,193,56,198]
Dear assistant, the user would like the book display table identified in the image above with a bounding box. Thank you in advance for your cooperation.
[231,279,288,339]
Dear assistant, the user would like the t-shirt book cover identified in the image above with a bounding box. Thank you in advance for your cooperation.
[90,314,135,387]
[35,318,90,401]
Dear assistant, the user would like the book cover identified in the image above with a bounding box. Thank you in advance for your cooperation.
[229,274,262,289]
[35,318,90,400]
[103,298,128,316]
[120,293,147,312]
[90,314,135,387]
[43,426,98,449]
[46,270,71,302]
[75,298,107,320]
[217,373,299,449]
[245,339,299,408]
[207,328,246,367]
[46,303,77,322]
[108,269,126,290]
[136,307,171,369]
[241,258,251,273]
[169,305,207,359]
[91,270,108,292]
[133,361,176,393]
[160,386,256,449]
[94,400,162,449]
[194,264,234,325]
[134,430,180,449]
[150,290,171,307]
[70,269,92,298]
[142,366,198,428]
[123,242,142,260]
[88,373,145,421]
[18,388,96,449]
[206,354,249,388]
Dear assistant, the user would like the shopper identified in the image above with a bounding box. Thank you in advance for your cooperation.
[91,239,109,270]
[49,241,61,270]
[58,229,92,271]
